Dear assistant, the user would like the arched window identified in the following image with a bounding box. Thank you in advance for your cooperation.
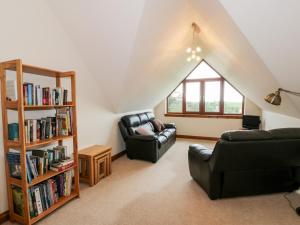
[167,60,244,116]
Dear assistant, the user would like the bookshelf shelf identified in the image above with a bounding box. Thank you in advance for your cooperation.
[6,100,17,109]
[8,177,22,187]
[3,60,74,78]
[7,135,75,149]
[6,100,75,111]
[29,165,77,187]
[7,165,77,188]
[0,59,80,225]
[24,104,75,110]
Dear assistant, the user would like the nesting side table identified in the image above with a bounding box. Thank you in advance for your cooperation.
[79,145,112,186]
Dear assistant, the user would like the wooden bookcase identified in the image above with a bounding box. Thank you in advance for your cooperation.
[0,59,80,225]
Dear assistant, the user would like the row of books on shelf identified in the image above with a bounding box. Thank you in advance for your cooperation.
[23,83,68,106]
[7,146,74,183]
[5,80,69,105]
[12,170,74,218]
[8,108,73,142]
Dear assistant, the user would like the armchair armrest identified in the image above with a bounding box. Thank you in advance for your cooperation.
[189,144,213,161]
[128,134,157,141]
[164,123,176,129]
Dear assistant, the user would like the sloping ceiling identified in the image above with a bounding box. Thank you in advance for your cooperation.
[45,0,300,118]
[219,0,300,112]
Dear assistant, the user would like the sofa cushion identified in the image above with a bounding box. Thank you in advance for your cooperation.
[142,122,155,132]
[122,115,140,127]
[152,119,165,132]
[269,128,300,139]
[166,128,176,135]
[162,130,172,139]
[136,126,155,136]
[221,130,272,141]
[146,112,155,120]
[138,113,149,124]
[157,135,167,147]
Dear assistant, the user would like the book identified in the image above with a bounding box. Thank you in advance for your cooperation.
[12,186,24,216]
[23,84,28,105]
[6,80,17,101]
[8,123,19,141]
[28,188,36,218]
[50,159,74,172]
[63,90,68,105]
[29,188,38,218]
[29,83,33,105]
[33,187,43,215]
[32,120,37,142]
[56,108,72,136]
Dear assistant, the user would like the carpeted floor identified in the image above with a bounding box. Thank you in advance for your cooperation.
[4,139,300,225]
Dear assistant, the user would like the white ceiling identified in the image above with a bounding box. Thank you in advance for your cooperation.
[219,0,300,112]
[45,0,300,118]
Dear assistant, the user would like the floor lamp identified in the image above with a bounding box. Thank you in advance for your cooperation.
[265,88,300,106]
[265,88,300,215]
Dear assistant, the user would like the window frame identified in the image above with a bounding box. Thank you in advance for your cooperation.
[166,60,244,118]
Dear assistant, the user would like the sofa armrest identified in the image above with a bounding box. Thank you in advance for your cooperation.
[164,123,176,129]
[126,135,159,163]
[127,134,157,141]
[189,144,213,161]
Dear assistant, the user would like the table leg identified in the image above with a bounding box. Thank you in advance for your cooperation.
[89,156,94,186]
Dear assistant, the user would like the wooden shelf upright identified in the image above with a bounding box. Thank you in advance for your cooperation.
[0,59,80,225]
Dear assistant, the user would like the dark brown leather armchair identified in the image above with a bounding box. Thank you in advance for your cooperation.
[189,129,300,199]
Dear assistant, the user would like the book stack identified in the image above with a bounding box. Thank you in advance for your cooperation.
[7,146,74,183]
[23,83,68,106]
[12,170,73,218]
[23,108,72,143]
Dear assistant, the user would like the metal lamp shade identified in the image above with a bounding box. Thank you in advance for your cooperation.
[264,90,281,105]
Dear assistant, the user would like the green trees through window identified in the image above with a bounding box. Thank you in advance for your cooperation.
[167,84,183,112]
[167,60,244,115]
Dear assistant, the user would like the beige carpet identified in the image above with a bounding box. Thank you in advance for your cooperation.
[4,139,300,225]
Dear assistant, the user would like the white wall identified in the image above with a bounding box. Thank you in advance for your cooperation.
[0,0,148,213]
[262,111,300,130]
[154,98,261,138]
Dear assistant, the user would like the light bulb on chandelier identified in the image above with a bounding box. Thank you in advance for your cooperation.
[186,23,202,62]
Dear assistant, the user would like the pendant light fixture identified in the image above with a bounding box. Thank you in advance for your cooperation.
[186,22,202,62]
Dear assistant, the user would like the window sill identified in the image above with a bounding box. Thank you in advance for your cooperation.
[164,113,243,119]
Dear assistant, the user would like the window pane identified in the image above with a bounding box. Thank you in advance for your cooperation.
[224,81,243,114]
[167,84,183,112]
[186,61,220,80]
[186,82,200,112]
[205,81,220,112]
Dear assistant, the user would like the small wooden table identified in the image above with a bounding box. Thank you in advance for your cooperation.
[79,145,112,186]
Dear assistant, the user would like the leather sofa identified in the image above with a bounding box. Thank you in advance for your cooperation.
[119,112,176,163]
[188,128,300,200]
